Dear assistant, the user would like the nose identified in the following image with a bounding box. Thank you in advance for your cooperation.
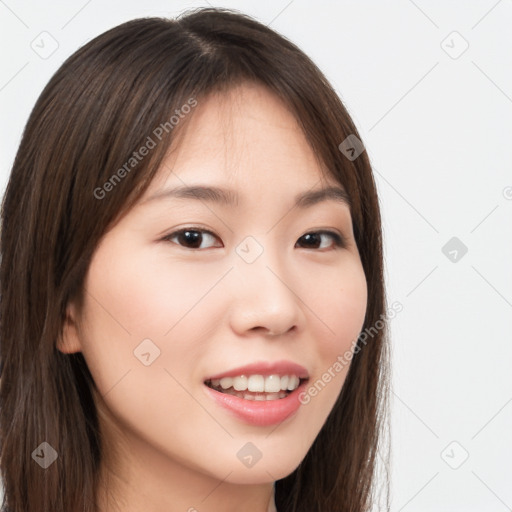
[227,243,303,338]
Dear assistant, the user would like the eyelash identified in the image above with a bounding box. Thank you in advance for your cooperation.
[162,227,347,251]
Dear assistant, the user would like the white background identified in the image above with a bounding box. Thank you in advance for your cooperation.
[1,1,511,511]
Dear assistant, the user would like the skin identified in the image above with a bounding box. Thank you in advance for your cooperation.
[59,82,368,512]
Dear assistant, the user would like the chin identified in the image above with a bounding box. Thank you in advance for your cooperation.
[204,445,305,485]
[220,462,298,485]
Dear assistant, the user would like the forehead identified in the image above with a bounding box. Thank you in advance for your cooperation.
[147,83,342,196]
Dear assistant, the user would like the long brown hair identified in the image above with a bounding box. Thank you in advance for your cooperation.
[0,7,391,512]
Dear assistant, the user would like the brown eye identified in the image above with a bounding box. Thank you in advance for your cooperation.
[296,231,345,250]
[163,228,222,249]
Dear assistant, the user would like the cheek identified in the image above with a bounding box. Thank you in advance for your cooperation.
[306,257,367,357]
[78,244,226,391]
[297,259,367,411]
[77,247,225,441]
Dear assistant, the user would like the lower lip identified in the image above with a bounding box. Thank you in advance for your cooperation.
[203,381,307,427]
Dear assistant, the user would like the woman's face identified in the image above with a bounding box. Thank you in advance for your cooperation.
[61,83,367,487]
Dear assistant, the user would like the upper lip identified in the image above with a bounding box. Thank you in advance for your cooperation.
[204,360,310,381]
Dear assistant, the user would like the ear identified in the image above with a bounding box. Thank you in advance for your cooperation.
[57,301,83,354]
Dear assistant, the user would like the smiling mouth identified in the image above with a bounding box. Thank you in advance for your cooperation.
[204,374,307,401]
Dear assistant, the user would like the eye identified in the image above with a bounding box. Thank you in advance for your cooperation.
[162,228,222,249]
[296,230,346,250]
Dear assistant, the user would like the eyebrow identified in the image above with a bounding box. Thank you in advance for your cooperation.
[144,184,351,210]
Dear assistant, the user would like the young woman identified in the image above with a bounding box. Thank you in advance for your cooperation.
[0,7,391,512]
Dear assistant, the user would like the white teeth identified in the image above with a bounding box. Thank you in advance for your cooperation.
[219,377,233,389]
[287,375,300,391]
[232,375,248,391]
[248,375,265,392]
[264,374,282,393]
[208,374,302,393]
